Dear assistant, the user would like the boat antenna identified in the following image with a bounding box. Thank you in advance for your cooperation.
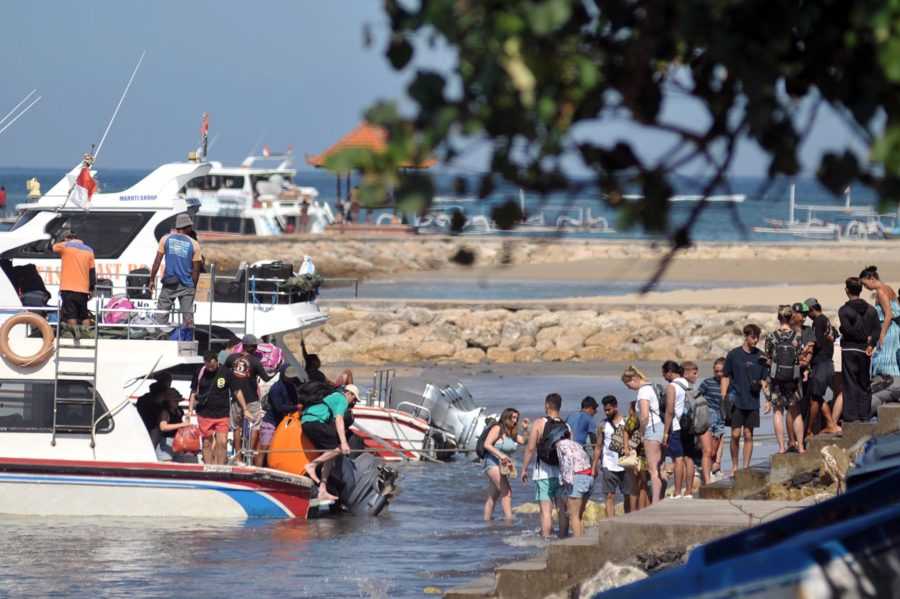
[0,90,42,137]
[93,50,146,165]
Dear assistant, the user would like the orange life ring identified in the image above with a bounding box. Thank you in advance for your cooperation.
[0,313,55,368]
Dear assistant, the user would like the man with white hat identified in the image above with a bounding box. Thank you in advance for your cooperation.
[149,212,202,330]
[302,383,361,502]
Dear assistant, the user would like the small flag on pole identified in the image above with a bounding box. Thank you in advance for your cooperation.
[68,164,97,210]
[262,144,271,158]
[200,112,209,158]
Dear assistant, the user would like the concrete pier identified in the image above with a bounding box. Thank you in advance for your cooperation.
[445,499,810,599]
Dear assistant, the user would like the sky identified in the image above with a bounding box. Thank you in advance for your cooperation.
[0,1,869,178]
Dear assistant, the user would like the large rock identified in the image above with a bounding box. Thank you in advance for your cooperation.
[584,331,623,348]
[536,325,565,343]
[302,329,333,348]
[511,334,536,351]
[416,341,457,360]
[555,333,587,351]
[577,346,610,361]
[318,341,355,364]
[514,347,539,362]
[486,347,516,364]
[541,348,576,362]
[379,321,409,336]
[398,307,435,325]
[532,312,561,330]
[463,321,503,349]
[455,347,486,364]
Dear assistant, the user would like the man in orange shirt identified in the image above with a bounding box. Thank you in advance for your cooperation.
[52,225,96,338]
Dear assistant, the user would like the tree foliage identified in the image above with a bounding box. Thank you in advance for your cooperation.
[348,0,900,247]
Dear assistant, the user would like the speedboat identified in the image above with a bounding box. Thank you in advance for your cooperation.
[182,150,333,237]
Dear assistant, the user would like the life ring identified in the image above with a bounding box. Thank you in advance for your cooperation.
[0,313,55,368]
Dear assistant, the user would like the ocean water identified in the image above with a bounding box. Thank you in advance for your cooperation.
[0,373,777,598]
[0,166,887,242]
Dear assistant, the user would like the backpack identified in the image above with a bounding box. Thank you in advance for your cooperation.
[677,382,710,435]
[474,420,500,459]
[233,342,284,373]
[102,295,134,325]
[654,383,668,418]
[536,417,567,466]
[770,329,800,383]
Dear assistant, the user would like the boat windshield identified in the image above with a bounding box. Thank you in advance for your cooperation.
[10,210,39,231]
[183,174,245,192]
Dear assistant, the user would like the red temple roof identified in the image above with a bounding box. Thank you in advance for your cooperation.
[305,122,436,169]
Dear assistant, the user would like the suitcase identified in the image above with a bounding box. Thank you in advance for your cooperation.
[126,268,153,299]
[249,261,293,304]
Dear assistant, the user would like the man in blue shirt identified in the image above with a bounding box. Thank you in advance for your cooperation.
[149,212,202,329]
[566,396,599,449]
[697,357,726,482]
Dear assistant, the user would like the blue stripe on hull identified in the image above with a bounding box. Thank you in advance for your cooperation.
[0,473,290,519]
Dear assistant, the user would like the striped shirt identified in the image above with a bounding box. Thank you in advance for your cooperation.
[52,239,95,293]
[698,376,723,414]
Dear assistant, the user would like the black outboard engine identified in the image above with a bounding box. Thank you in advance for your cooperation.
[327,453,398,517]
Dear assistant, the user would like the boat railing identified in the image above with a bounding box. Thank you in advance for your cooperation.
[369,368,395,408]
[395,401,432,425]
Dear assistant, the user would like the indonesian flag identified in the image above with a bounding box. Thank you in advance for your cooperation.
[200,112,209,157]
[262,144,271,158]
[68,166,97,209]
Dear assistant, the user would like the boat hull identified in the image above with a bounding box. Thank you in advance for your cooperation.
[351,406,431,461]
[0,458,312,519]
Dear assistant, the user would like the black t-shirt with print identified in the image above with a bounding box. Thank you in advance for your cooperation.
[811,314,835,364]
[192,366,231,419]
[225,352,269,404]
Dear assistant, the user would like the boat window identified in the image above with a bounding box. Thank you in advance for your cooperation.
[2,211,153,260]
[154,215,178,241]
[0,380,112,433]
[10,210,39,231]
[243,219,256,235]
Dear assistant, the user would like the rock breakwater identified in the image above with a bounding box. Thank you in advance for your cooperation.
[284,304,839,366]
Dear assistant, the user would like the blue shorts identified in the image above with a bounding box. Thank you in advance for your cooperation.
[643,426,663,444]
[534,477,562,502]
[667,430,685,458]
[564,474,593,499]
[708,411,726,437]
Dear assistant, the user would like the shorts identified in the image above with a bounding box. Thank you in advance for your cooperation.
[769,380,801,410]
[534,477,562,502]
[643,425,663,444]
[707,410,726,437]
[197,416,229,438]
[60,291,90,322]
[731,408,760,430]
[808,361,834,400]
[301,420,341,450]
[564,474,593,499]
[230,400,262,430]
[259,421,276,446]
[623,468,645,494]
[600,468,634,496]
[667,429,685,458]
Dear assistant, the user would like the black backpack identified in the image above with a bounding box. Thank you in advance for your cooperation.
[537,417,567,466]
[474,420,499,459]
[770,329,800,382]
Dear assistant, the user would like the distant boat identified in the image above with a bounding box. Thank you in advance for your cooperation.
[669,194,746,203]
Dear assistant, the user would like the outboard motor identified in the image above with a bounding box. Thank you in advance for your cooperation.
[327,453,398,517]
[417,383,496,455]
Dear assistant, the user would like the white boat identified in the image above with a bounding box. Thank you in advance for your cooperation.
[182,150,333,237]
[669,194,746,203]
[5,159,327,340]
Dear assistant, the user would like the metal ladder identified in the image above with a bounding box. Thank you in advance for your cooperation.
[206,264,250,348]
[50,310,100,447]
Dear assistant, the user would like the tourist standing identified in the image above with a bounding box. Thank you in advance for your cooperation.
[623,401,648,511]
[805,298,840,435]
[555,431,593,537]
[721,324,766,477]
[52,225,96,339]
[661,361,692,498]
[256,365,303,467]
[149,212,201,329]
[764,306,804,454]
[188,352,232,465]
[566,396,599,449]
[680,361,701,496]
[859,266,900,378]
[225,334,274,459]
[593,395,630,518]
[697,358,726,482]
[621,366,663,503]
[520,393,568,538]
[482,409,528,521]
[839,277,881,422]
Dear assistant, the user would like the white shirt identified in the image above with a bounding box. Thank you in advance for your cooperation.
[602,419,624,472]
[669,377,689,432]
[638,384,662,431]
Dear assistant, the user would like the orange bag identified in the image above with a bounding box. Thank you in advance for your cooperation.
[173,425,202,454]
[267,411,318,475]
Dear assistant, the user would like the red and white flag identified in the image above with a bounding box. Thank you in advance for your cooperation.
[262,144,271,158]
[200,112,209,157]
[68,165,97,209]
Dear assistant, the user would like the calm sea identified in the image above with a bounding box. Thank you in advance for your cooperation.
[0,166,887,242]
[0,373,777,598]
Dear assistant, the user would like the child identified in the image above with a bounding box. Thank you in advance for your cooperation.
[555,429,593,536]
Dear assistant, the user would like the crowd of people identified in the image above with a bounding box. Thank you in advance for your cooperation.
[479,266,900,537]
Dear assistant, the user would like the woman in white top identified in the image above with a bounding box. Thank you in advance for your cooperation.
[622,365,663,503]
[662,360,691,498]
